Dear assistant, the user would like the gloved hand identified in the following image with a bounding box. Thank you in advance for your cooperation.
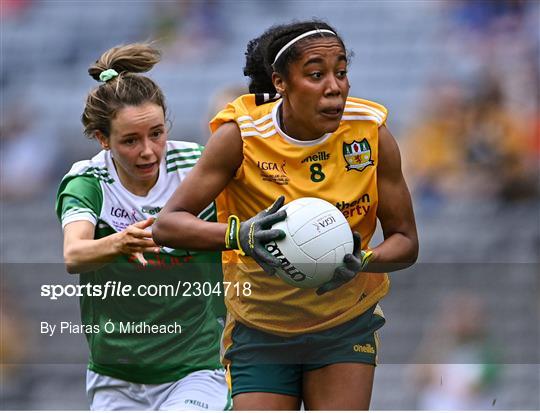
[316,231,373,295]
[225,196,287,274]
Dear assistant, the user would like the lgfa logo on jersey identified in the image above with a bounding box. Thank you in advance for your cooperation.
[257,160,286,174]
[343,139,373,171]
[110,206,137,221]
[256,159,289,185]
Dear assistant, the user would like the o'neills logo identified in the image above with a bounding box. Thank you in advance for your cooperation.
[353,343,375,354]
[266,242,307,282]
[185,400,209,410]
[301,151,330,163]
[141,205,162,215]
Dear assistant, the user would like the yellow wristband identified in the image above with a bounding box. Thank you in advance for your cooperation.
[225,215,246,255]
[361,249,374,270]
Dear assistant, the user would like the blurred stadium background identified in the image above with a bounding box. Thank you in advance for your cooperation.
[1,0,539,409]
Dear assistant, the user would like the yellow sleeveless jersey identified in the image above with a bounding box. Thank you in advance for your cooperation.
[210,94,390,337]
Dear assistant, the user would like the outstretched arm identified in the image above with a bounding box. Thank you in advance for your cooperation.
[369,125,419,270]
[63,218,158,274]
[153,122,243,250]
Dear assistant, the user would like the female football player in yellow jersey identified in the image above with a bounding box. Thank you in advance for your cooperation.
[154,20,418,410]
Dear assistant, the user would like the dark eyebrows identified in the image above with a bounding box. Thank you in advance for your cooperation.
[120,123,164,138]
[303,57,325,67]
[303,53,347,68]
[337,54,347,63]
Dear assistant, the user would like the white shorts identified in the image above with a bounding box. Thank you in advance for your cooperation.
[87,368,231,411]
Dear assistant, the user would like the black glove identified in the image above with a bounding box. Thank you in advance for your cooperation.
[316,232,373,295]
[225,196,287,274]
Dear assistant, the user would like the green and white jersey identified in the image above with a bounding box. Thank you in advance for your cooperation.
[58,140,215,232]
[56,141,224,384]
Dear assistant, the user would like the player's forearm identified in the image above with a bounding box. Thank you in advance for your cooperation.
[367,232,418,273]
[153,211,227,251]
[63,236,120,274]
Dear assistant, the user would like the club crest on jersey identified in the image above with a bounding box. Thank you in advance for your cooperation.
[343,139,373,172]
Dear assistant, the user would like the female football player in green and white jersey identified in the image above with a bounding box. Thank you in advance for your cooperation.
[55,43,229,411]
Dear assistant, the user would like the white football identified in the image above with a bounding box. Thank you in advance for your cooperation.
[265,197,354,288]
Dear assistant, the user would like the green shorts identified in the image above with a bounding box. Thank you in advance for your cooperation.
[225,304,385,398]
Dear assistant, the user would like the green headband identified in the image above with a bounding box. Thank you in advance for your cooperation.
[99,69,119,82]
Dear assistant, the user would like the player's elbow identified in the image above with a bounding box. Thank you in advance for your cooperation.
[392,233,419,270]
[65,264,79,275]
[63,249,80,274]
[151,219,169,247]
[406,235,419,267]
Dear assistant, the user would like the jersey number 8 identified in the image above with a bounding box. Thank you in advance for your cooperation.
[310,163,326,183]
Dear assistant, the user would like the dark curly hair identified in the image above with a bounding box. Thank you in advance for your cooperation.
[243,20,347,94]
